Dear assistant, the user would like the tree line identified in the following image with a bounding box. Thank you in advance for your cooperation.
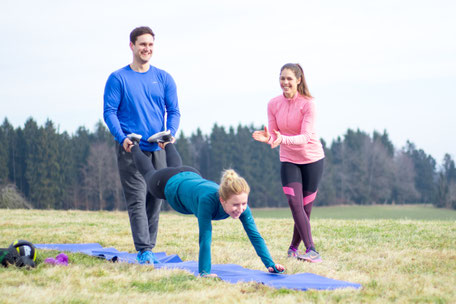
[0,117,455,210]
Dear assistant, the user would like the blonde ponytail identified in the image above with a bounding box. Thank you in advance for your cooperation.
[219,169,250,201]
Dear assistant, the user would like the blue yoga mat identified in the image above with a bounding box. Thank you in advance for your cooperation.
[36,243,361,291]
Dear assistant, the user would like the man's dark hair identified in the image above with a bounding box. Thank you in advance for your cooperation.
[130,26,155,44]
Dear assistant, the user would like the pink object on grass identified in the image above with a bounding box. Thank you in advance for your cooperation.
[44,253,69,266]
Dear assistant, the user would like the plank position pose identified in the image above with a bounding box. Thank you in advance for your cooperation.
[127,132,285,277]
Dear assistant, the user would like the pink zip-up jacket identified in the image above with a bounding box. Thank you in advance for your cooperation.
[267,93,325,164]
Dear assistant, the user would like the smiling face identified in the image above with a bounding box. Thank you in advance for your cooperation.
[280,68,301,99]
[220,192,248,219]
[130,33,154,65]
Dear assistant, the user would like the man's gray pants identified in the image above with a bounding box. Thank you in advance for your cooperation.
[116,143,166,252]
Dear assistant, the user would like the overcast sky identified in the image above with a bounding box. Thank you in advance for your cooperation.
[1,0,455,165]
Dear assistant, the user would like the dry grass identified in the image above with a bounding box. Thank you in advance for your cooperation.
[1,209,455,303]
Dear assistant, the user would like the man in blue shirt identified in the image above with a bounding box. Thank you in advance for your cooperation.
[103,26,180,264]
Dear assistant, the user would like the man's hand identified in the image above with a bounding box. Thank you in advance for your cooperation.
[123,138,134,152]
[157,136,176,150]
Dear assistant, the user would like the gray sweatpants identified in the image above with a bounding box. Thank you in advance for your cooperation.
[116,143,166,252]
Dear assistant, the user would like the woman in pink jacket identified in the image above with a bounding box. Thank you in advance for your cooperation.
[253,63,325,263]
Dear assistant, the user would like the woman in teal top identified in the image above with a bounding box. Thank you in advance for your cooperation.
[127,133,285,277]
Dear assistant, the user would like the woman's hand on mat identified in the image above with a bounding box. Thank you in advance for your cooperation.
[252,126,271,143]
[268,264,285,273]
[270,130,282,149]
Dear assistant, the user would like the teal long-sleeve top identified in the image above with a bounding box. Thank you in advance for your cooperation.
[164,171,275,275]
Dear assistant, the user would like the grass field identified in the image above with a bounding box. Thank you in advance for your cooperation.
[1,205,455,303]
[251,204,456,221]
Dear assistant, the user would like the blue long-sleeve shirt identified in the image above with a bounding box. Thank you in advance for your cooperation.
[103,65,180,152]
[164,171,276,275]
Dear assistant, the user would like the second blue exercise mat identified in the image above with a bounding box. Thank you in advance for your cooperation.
[36,243,362,291]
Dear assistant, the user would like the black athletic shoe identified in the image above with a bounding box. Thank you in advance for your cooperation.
[147,130,172,143]
[127,133,142,145]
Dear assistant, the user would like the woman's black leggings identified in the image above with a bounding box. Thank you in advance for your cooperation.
[281,158,324,251]
[131,143,200,199]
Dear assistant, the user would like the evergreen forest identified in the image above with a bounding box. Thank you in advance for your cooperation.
[0,117,455,210]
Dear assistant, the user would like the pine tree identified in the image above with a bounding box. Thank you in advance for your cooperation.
[39,120,61,209]
[1,119,17,185]
[329,136,350,204]
[189,128,210,178]
[340,129,371,204]
[246,124,283,207]
[0,120,9,184]
[175,131,192,166]
[93,120,115,145]
[72,126,93,209]
[207,124,229,182]
[404,141,437,204]
[56,131,78,209]
[23,118,41,207]
[315,138,336,206]
[12,128,27,195]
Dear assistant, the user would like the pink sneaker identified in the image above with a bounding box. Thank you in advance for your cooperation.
[297,249,322,263]
[287,248,303,258]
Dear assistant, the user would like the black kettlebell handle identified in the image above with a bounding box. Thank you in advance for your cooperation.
[9,240,36,267]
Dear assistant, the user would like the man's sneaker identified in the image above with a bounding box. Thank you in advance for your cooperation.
[137,250,159,264]
[127,133,142,145]
[147,130,172,143]
[297,249,322,263]
[287,248,303,258]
